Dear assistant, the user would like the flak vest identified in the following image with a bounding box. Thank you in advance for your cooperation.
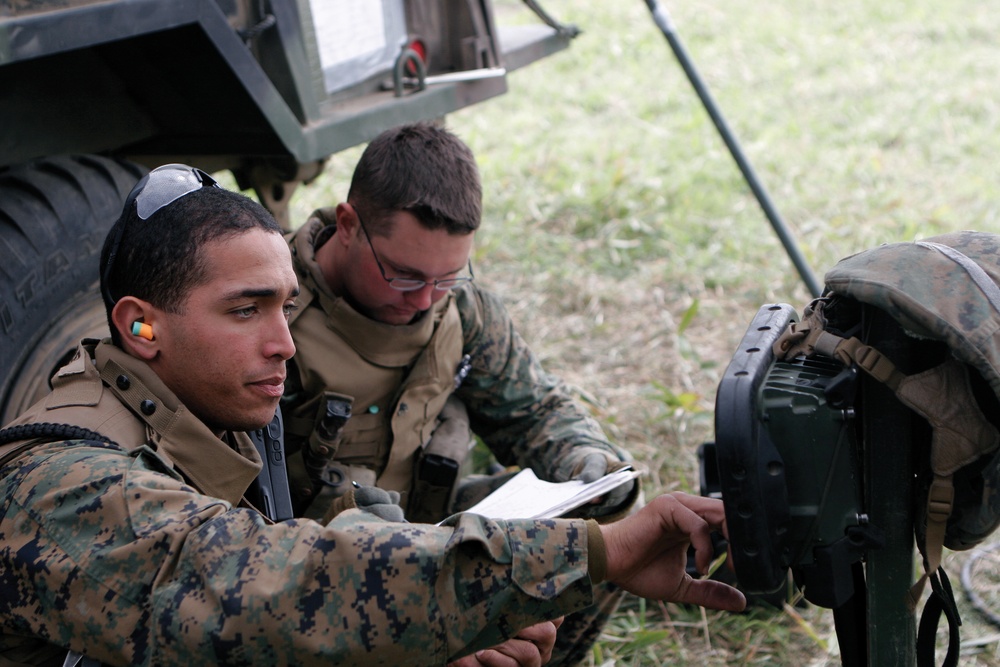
[285,221,465,511]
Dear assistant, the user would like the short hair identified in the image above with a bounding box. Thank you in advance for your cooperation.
[100,182,281,342]
[347,122,482,237]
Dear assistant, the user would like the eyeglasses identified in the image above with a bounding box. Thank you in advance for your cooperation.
[355,208,475,292]
[101,164,220,307]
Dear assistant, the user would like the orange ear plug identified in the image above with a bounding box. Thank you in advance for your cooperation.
[131,321,154,341]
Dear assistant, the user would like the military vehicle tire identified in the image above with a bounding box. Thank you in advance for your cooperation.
[0,155,146,423]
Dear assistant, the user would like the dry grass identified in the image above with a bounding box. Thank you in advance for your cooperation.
[283,0,1000,663]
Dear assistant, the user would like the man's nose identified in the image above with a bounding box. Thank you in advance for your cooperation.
[404,283,438,310]
[266,317,296,360]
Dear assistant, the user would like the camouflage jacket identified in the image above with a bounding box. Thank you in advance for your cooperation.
[0,341,601,665]
[284,216,630,504]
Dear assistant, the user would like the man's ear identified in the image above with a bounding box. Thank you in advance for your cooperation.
[111,297,158,360]
[335,202,359,246]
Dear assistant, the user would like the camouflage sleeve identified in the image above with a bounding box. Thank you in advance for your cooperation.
[454,284,630,476]
[0,440,595,666]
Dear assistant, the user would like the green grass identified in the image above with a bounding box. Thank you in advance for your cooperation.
[283,1,1000,663]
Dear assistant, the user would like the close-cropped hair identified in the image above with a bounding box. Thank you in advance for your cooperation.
[347,122,482,237]
[100,186,281,332]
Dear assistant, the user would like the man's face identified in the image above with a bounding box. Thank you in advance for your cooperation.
[339,209,474,325]
[149,229,299,433]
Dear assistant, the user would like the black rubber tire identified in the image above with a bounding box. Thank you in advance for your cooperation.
[0,155,147,423]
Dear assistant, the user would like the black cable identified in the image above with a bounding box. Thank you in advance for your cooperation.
[642,0,823,297]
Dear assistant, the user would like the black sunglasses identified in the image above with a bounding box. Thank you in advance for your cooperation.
[101,164,220,308]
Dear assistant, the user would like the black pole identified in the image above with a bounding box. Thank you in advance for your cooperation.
[861,305,918,666]
[643,0,823,297]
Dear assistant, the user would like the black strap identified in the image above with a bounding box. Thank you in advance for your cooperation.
[831,561,869,667]
[0,422,116,470]
[916,568,962,667]
[0,422,113,447]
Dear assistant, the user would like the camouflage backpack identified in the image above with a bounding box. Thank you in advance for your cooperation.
[773,230,1000,665]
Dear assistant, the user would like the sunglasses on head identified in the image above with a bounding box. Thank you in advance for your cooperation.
[101,164,220,308]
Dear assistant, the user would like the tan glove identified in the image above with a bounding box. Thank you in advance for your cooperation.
[554,447,638,519]
[322,486,405,524]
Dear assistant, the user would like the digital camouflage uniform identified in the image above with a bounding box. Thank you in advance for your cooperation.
[0,340,605,666]
[282,213,638,665]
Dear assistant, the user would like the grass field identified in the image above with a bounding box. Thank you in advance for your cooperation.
[283,1,1000,664]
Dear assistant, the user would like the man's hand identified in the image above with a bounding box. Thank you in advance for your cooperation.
[447,618,563,667]
[600,493,747,612]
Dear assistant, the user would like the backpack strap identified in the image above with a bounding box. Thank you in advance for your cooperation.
[773,298,907,390]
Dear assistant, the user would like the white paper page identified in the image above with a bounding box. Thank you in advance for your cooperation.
[540,468,641,518]
[458,467,640,521]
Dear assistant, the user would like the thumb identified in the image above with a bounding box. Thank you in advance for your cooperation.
[675,577,747,613]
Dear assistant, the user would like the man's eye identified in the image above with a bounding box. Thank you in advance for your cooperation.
[234,306,257,319]
[283,302,300,318]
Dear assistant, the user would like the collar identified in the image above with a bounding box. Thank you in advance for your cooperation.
[93,340,263,506]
